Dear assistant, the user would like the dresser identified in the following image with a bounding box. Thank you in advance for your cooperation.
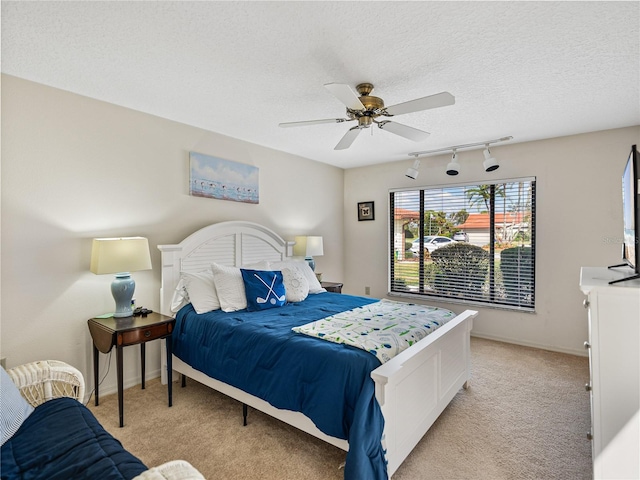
[579,267,640,480]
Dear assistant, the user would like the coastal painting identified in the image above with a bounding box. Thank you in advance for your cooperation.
[189,152,259,204]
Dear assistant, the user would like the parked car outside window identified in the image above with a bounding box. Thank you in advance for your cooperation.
[410,236,456,254]
[453,231,469,242]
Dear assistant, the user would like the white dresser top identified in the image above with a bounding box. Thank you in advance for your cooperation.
[580,266,640,294]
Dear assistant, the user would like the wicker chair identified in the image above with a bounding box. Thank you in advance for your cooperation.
[7,360,85,407]
[133,460,204,480]
[6,360,204,480]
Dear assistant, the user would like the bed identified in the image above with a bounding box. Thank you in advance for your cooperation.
[159,221,477,479]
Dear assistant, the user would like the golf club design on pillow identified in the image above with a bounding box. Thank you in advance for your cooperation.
[254,272,285,305]
[240,269,286,311]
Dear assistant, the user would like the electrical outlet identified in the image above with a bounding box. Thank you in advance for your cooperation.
[0,357,6,369]
[365,286,370,295]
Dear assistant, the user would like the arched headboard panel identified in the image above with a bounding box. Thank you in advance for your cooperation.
[157,221,294,315]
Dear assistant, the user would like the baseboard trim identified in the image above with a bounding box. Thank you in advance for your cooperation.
[470,333,587,357]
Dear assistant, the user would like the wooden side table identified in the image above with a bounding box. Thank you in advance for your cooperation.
[88,312,175,427]
[321,281,343,293]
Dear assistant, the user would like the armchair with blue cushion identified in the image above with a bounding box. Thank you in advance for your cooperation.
[1,360,203,480]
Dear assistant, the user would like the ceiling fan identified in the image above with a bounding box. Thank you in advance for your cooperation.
[279,83,455,150]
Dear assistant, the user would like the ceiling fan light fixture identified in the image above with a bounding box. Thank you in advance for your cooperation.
[446,151,460,176]
[280,82,455,150]
[358,116,373,128]
[483,146,499,172]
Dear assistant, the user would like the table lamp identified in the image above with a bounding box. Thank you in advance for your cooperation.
[293,236,323,271]
[90,237,152,317]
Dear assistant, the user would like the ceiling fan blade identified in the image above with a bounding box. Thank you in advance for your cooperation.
[384,92,455,116]
[279,118,347,128]
[324,83,365,111]
[377,121,430,142]
[334,126,361,150]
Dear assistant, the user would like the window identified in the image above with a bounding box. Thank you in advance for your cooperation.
[390,178,536,311]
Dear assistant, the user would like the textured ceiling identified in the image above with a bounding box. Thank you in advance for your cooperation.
[2,1,639,168]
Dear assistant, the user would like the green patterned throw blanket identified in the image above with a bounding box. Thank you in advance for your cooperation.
[292,299,455,363]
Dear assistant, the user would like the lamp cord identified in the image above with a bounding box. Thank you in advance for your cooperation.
[83,350,112,407]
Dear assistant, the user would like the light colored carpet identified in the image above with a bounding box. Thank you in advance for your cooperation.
[88,337,592,479]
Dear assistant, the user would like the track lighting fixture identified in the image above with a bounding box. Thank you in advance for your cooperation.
[405,159,420,179]
[407,135,511,175]
[446,151,460,176]
[482,145,499,172]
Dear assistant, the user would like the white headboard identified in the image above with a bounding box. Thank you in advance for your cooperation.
[158,221,294,315]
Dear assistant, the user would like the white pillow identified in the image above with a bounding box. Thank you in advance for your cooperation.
[242,260,271,270]
[281,267,309,302]
[182,271,220,314]
[211,263,247,312]
[170,278,189,313]
[269,260,326,294]
[1,366,34,446]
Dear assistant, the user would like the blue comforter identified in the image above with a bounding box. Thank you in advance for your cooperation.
[173,292,387,480]
[1,397,147,479]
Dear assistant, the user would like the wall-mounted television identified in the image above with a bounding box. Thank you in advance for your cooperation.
[609,144,640,284]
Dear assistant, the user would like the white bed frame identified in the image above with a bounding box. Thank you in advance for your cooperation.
[159,221,477,477]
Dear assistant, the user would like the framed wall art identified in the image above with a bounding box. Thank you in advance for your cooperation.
[358,201,375,221]
[189,151,259,204]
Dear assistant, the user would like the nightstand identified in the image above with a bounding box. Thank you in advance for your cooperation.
[321,281,343,293]
[88,312,175,427]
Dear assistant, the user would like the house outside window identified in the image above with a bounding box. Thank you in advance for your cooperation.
[389,177,536,311]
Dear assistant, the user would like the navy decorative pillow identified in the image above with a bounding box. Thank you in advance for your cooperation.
[240,269,286,311]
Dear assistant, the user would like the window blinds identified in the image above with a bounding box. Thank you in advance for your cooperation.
[390,178,536,311]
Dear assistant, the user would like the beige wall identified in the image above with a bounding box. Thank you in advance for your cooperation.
[2,72,638,393]
[0,75,345,395]
[344,126,640,355]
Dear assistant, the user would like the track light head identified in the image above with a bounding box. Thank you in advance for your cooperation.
[446,152,460,176]
[406,159,420,179]
[483,147,499,172]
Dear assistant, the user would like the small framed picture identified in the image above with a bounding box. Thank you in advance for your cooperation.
[358,201,375,221]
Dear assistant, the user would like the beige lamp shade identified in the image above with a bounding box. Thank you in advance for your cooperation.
[293,236,324,257]
[293,236,323,272]
[90,237,152,274]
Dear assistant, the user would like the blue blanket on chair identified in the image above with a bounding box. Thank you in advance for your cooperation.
[1,397,147,480]
[173,292,387,480]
